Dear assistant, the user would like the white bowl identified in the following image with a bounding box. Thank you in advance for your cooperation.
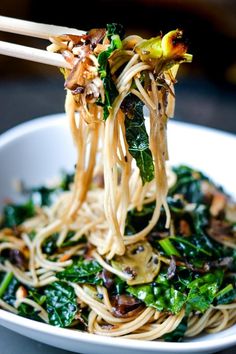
[0,113,236,354]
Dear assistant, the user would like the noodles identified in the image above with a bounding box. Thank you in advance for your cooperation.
[0,24,236,342]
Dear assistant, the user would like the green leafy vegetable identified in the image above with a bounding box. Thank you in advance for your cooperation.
[122,93,154,183]
[30,186,58,207]
[186,270,223,312]
[125,196,183,236]
[163,316,188,342]
[114,276,126,295]
[1,275,19,306]
[17,287,46,322]
[28,288,46,306]
[1,200,35,228]
[42,231,78,255]
[171,236,211,257]
[42,233,59,255]
[60,171,74,191]
[45,281,77,327]
[97,24,123,119]
[106,23,125,40]
[215,283,236,305]
[128,269,226,315]
[128,282,186,314]
[57,259,103,285]
[18,303,44,322]
[29,171,74,206]
[169,165,208,203]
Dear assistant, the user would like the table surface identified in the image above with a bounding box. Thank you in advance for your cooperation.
[0,70,236,354]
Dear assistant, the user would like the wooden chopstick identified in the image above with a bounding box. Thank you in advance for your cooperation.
[0,40,71,68]
[0,16,85,39]
[0,16,86,67]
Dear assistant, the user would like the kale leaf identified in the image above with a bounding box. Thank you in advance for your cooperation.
[1,275,19,306]
[57,259,103,285]
[30,186,59,207]
[186,270,223,312]
[163,316,188,342]
[97,24,123,119]
[169,165,208,203]
[29,171,74,207]
[1,200,35,228]
[18,302,44,322]
[215,283,236,305]
[122,93,154,184]
[60,171,74,191]
[42,233,59,255]
[106,23,125,40]
[42,231,78,255]
[128,269,225,315]
[127,270,187,315]
[45,281,77,327]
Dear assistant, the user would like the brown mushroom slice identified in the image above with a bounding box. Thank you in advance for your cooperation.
[111,241,160,285]
[225,201,236,223]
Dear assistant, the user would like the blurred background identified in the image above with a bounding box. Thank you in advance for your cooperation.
[0,0,236,134]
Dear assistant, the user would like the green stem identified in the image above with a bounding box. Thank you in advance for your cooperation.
[0,272,13,298]
[215,284,233,300]
[159,238,181,257]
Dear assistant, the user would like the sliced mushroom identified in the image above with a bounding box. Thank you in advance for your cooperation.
[111,241,160,285]
[111,294,143,318]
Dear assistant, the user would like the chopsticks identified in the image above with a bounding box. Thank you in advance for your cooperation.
[0,16,85,68]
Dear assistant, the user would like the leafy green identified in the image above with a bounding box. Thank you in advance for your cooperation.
[1,200,35,228]
[171,236,211,257]
[42,233,59,255]
[128,270,187,314]
[186,270,223,312]
[57,259,103,285]
[215,283,236,305]
[30,186,58,207]
[114,276,126,295]
[18,303,44,322]
[128,269,226,315]
[163,316,188,342]
[128,283,186,314]
[2,276,19,306]
[125,196,183,236]
[122,94,154,184]
[28,288,46,306]
[29,171,74,206]
[171,204,220,261]
[42,231,78,255]
[106,23,125,40]
[97,24,123,119]
[169,165,208,203]
[45,281,77,327]
[60,171,74,191]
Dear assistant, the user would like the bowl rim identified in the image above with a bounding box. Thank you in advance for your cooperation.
[0,307,235,353]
